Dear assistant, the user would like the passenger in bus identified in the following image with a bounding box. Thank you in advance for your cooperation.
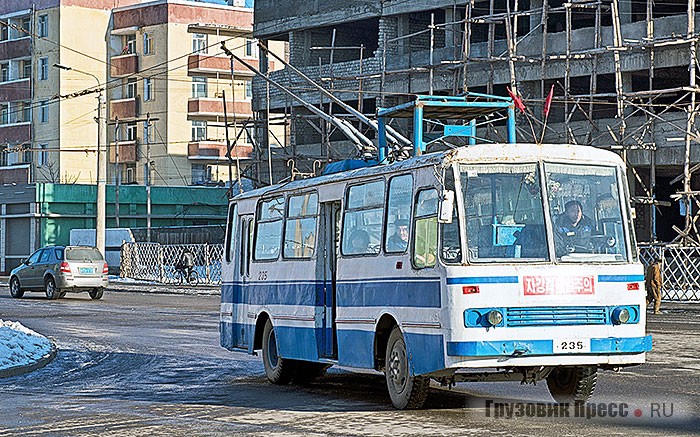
[387,219,409,252]
[349,229,370,254]
[555,200,596,251]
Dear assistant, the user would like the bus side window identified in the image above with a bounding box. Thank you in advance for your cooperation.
[384,174,413,254]
[284,192,318,259]
[413,189,439,268]
[225,203,238,263]
[254,196,285,261]
[441,168,461,263]
[342,180,385,256]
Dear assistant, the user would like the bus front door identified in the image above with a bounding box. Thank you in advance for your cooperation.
[318,201,340,359]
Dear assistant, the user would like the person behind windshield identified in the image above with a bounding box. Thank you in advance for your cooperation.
[555,200,596,251]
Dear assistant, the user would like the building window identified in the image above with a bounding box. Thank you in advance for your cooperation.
[39,101,49,123]
[126,78,137,99]
[143,123,153,143]
[245,80,253,99]
[0,63,7,82]
[37,143,48,167]
[144,77,154,101]
[245,38,256,57]
[22,60,32,79]
[20,102,31,123]
[125,34,136,54]
[38,15,48,38]
[20,17,31,36]
[39,57,48,81]
[0,104,8,125]
[192,76,207,98]
[192,33,207,54]
[126,123,137,141]
[143,33,153,55]
[192,121,206,141]
[191,164,210,184]
[0,24,8,41]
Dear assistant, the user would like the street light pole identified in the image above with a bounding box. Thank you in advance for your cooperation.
[54,64,106,256]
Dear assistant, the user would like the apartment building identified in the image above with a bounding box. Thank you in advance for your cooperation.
[252,0,700,242]
[0,0,278,187]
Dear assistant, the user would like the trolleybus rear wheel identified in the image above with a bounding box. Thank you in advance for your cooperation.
[546,365,597,403]
[385,326,429,409]
[262,319,294,385]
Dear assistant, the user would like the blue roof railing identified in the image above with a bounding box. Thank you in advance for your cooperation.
[377,93,517,162]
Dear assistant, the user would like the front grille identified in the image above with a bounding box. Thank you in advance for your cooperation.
[506,306,607,327]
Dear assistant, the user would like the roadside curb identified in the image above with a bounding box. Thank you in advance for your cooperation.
[107,283,220,296]
[0,339,57,379]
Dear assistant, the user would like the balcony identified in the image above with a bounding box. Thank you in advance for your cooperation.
[0,165,30,185]
[0,122,30,144]
[110,53,138,77]
[0,79,30,102]
[187,54,265,77]
[110,97,138,120]
[109,141,138,163]
[188,141,253,161]
[187,98,252,121]
[0,38,30,61]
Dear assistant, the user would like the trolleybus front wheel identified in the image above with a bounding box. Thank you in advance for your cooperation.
[262,319,294,385]
[385,326,429,409]
[546,365,597,403]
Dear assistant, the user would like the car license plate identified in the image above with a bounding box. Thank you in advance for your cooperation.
[553,338,590,353]
[79,267,95,275]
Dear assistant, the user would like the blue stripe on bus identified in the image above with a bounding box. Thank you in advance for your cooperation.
[336,278,441,308]
[597,275,645,282]
[221,282,325,306]
[446,335,652,357]
[446,276,519,285]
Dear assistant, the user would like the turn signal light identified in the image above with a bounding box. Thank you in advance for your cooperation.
[463,285,480,294]
[60,262,71,274]
[103,263,109,274]
[627,283,640,291]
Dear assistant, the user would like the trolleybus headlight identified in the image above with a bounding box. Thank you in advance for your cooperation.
[612,307,631,325]
[487,309,503,326]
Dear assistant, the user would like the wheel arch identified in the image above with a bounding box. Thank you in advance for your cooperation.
[253,311,271,351]
[374,313,399,371]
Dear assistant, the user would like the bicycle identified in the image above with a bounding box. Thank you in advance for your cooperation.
[174,264,200,286]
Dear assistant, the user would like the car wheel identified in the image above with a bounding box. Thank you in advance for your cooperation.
[45,277,60,300]
[546,366,597,403]
[262,319,294,385]
[9,277,24,298]
[89,288,104,300]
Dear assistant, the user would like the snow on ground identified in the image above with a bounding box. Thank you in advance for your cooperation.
[0,320,53,372]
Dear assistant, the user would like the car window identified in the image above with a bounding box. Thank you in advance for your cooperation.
[66,247,103,262]
[55,248,64,261]
[27,250,42,265]
[39,249,52,264]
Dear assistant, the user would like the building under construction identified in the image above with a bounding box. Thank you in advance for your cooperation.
[246,0,700,246]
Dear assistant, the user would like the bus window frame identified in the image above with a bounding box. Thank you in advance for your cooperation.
[440,165,463,265]
[411,187,439,270]
[224,202,238,263]
[341,178,386,257]
[282,190,319,260]
[383,173,414,255]
[253,195,286,263]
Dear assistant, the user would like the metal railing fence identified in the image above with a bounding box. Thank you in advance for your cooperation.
[639,244,700,301]
[120,242,223,285]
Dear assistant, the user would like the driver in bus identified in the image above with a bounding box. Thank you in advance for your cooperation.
[386,219,409,252]
[555,200,596,251]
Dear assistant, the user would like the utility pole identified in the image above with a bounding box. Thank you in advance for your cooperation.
[54,63,106,256]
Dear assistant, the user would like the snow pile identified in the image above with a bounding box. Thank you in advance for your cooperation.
[0,320,53,372]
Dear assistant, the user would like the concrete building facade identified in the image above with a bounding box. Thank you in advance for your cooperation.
[251,0,700,242]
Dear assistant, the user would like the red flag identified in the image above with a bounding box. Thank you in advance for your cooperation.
[506,86,526,113]
[543,84,555,118]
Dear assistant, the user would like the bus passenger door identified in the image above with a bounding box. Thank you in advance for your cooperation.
[234,215,253,349]
[318,201,340,359]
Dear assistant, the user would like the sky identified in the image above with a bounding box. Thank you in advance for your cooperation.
[0,320,53,373]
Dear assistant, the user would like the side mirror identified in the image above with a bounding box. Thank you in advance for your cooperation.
[438,190,455,224]
[21,258,27,265]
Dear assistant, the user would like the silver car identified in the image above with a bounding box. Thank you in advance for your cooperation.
[9,246,109,300]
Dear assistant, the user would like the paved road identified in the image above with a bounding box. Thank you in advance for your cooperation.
[0,286,698,436]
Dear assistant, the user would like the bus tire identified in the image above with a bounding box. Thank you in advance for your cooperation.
[262,319,294,385]
[385,326,429,409]
[546,366,597,403]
